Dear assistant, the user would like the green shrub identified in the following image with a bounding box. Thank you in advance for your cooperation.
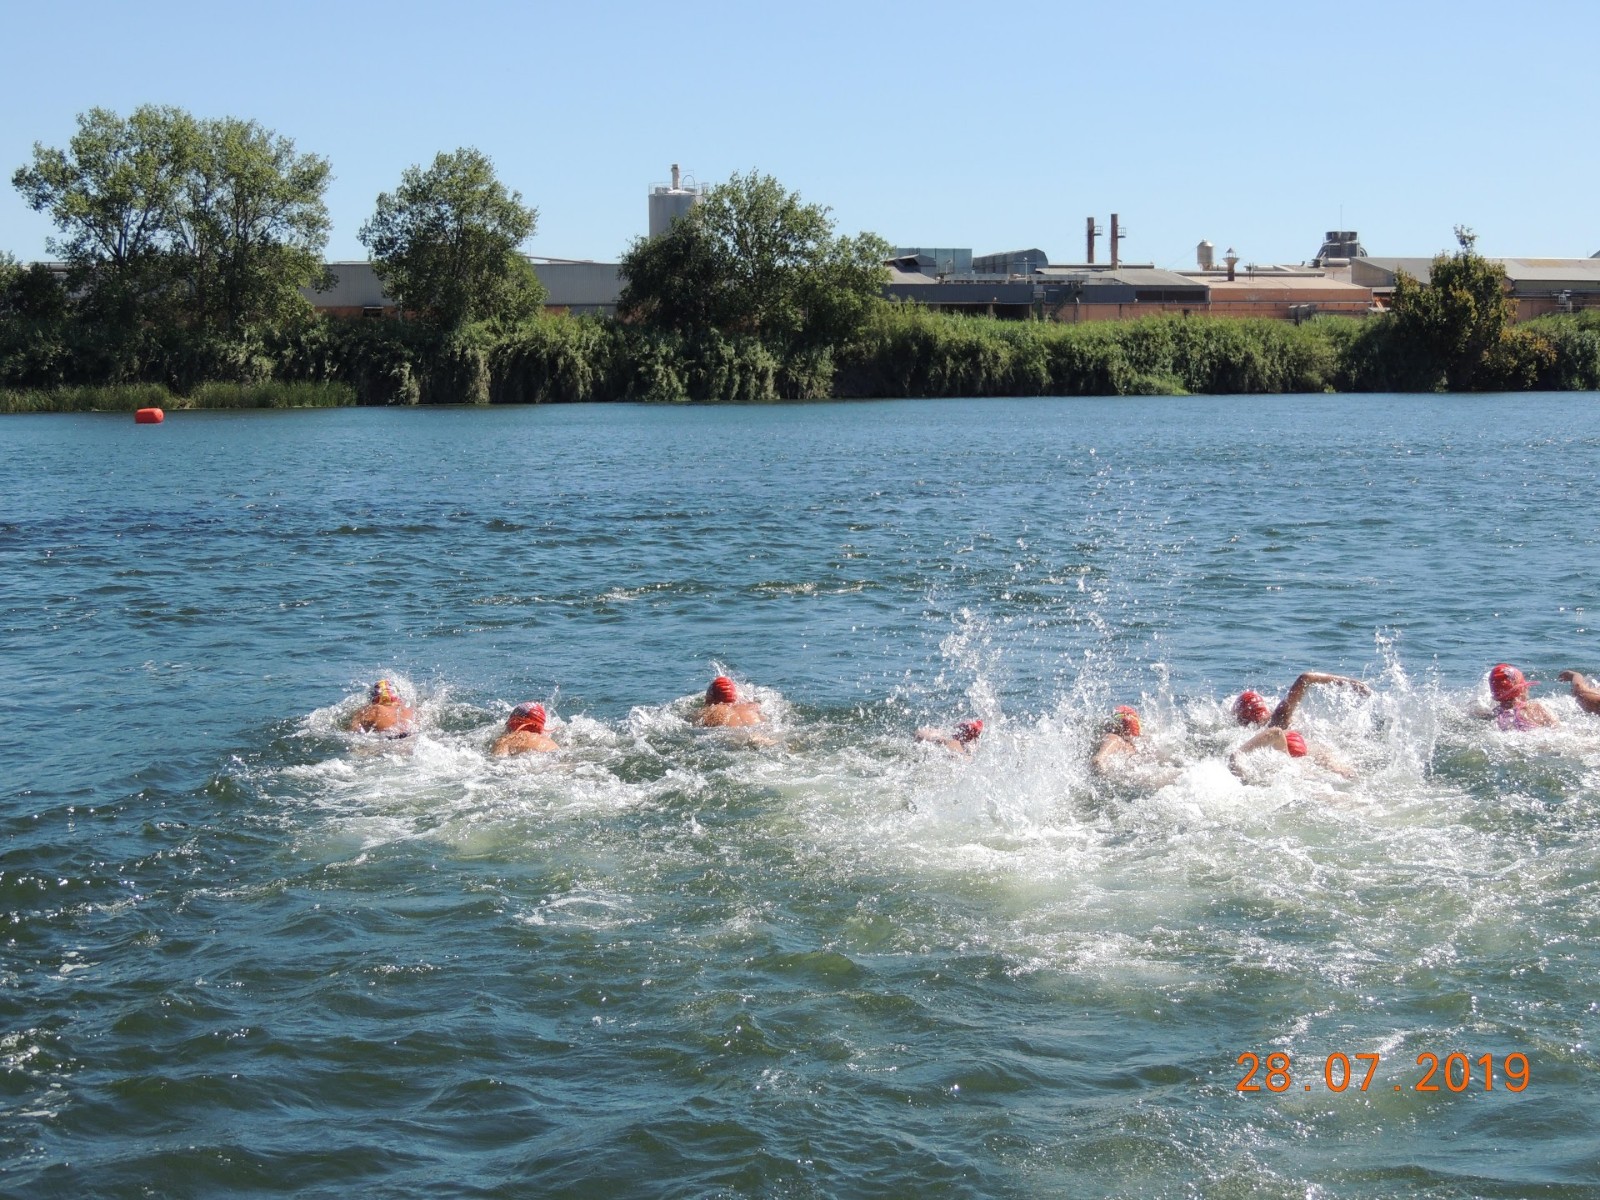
[489,315,615,403]
[1523,313,1600,391]
[420,334,491,404]
[686,332,780,402]
[613,327,690,402]
[778,344,836,400]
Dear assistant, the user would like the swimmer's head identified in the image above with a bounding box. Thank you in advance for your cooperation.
[1109,705,1142,738]
[955,719,983,745]
[506,702,546,734]
[706,676,737,705]
[370,679,401,705]
[1489,663,1532,704]
[1283,730,1308,758]
[1234,690,1271,725]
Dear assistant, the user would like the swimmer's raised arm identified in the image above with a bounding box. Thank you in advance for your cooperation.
[1558,670,1600,715]
[1270,672,1371,729]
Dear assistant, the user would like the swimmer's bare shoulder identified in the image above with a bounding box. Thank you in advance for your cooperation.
[349,703,414,734]
[492,729,559,755]
[1090,732,1137,776]
[697,701,764,728]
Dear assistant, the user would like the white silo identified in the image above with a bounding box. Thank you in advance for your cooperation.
[1197,240,1215,270]
[648,163,705,238]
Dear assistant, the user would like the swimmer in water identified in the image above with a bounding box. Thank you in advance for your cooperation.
[347,679,415,735]
[1229,726,1356,780]
[492,701,558,755]
[1557,670,1600,716]
[1484,663,1559,730]
[695,676,765,728]
[1090,706,1142,775]
[915,718,983,755]
[1233,671,1372,730]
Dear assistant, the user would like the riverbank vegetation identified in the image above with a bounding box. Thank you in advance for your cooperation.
[5,108,1598,410]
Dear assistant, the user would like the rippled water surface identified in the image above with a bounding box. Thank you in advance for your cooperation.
[3,395,1599,1198]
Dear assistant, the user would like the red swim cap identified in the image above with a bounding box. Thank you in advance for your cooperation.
[506,702,546,734]
[955,719,983,744]
[1488,663,1532,704]
[1234,690,1271,725]
[706,676,737,705]
[1283,730,1308,758]
[370,679,400,704]
[1112,705,1142,738]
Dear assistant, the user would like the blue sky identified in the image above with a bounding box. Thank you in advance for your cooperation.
[3,0,1595,270]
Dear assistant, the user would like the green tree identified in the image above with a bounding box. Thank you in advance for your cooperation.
[173,117,333,337]
[358,148,545,332]
[13,105,333,360]
[618,170,890,349]
[1389,226,1516,390]
[12,105,198,328]
[0,251,72,386]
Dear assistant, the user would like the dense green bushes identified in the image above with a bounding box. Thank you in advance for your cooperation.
[832,306,1340,398]
[7,297,1600,412]
[1518,313,1600,391]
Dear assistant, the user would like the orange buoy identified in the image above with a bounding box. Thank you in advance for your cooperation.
[134,407,165,424]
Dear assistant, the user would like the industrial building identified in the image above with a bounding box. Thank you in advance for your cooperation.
[1201,273,1373,320]
[1035,266,1209,321]
[884,252,1038,318]
[293,172,1598,326]
[307,259,623,318]
[648,164,704,238]
[881,222,1369,322]
[1352,256,1600,318]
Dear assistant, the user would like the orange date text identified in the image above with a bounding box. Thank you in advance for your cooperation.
[1234,1051,1530,1094]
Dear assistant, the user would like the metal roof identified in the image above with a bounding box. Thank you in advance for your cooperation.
[1499,258,1600,283]
[1355,256,1600,289]
[1037,266,1204,290]
[884,279,1038,303]
[1206,275,1369,295]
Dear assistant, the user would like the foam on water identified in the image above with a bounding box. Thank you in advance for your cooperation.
[254,638,1600,1047]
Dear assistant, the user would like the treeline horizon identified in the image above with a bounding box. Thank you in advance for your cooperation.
[3,106,1599,409]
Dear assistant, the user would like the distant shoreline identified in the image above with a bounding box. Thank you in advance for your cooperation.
[7,303,1600,413]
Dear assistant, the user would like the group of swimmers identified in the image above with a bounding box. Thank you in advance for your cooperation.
[1091,663,1600,782]
[345,674,798,755]
[341,663,1600,772]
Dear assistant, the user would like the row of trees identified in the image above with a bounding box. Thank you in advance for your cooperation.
[4,106,549,386]
[13,106,331,340]
[3,106,892,394]
[4,105,1595,401]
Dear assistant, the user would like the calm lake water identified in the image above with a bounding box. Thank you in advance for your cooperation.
[2,395,1598,1198]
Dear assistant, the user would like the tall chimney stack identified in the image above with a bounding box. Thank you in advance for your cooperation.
[1086,216,1097,264]
[1110,214,1120,269]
